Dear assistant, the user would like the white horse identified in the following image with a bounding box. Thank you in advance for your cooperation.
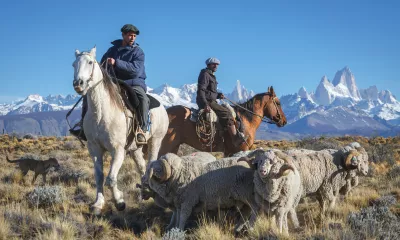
[72,46,169,214]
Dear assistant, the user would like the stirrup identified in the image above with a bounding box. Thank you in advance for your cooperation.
[136,132,147,145]
[69,128,87,141]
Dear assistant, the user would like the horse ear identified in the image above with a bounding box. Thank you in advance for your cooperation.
[75,49,80,57]
[90,45,96,58]
[267,86,270,93]
[269,86,276,96]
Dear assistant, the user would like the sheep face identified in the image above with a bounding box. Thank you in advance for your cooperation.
[256,152,277,179]
[147,159,172,183]
[343,144,369,176]
[255,150,295,179]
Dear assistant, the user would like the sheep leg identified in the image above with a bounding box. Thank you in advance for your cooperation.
[166,210,178,230]
[283,211,289,234]
[178,202,194,230]
[234,204,252,233]
[289,208,300,229]
[276,210,285,234]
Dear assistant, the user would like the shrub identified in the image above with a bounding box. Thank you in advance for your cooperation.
[371,195,397,207]
[162,228,185,240]
[63,140,82,151]
[348,196,399,239]
[20,153,41,160]
[297,137,342,151]
[27,186,65,208]
[56,165,88,184]
[23,134,38,140]
[48,150,72,162]
[388,165,400,179]
[366,138,396,165]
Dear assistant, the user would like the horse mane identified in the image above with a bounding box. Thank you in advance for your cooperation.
[77,51,124,111]
[233,93,268,122]
[99,65,124,111]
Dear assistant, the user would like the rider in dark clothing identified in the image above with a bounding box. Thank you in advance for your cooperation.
[196,58,244,147]
[70,24,149,145]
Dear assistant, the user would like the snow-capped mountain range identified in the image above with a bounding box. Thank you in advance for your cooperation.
[0,80,255,116]
[1,67,399,137]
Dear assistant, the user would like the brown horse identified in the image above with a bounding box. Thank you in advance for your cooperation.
[158,86,287,156]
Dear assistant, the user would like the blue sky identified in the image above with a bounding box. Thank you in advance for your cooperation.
[0,0,399,103]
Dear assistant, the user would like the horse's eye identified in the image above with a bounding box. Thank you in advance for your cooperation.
[89,61,93,65]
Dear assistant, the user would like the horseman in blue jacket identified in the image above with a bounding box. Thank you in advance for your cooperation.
[70,24,149,145]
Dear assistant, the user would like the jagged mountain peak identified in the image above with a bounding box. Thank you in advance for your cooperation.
[26,94,44,102]
[298,87,308,99]
[332,66,361,100]
[379,90,397,104]
[320,75,330,83]
[226,80,255,103]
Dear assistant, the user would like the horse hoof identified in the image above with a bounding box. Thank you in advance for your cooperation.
[116,202,126,211]
[90,206,102,215]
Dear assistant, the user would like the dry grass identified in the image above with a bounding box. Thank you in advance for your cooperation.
[0,135,398,239]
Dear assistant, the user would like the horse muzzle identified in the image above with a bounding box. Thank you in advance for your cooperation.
[73,79,85,94]
[277,119,287,127]
[273,116,287,127]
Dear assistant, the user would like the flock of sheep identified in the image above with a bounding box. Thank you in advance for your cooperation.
[138,142,369,235]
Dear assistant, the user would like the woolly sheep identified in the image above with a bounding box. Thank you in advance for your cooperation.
[284,142,369,213]
[145,153,258,231]
[138,152,217,217]
[238,149,302,234]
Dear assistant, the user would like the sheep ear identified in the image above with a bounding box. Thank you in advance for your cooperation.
[238,157,257,170]
[248,149,265,159]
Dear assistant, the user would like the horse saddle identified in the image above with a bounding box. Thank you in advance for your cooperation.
[117,80,160,114]
[190,102,237,123]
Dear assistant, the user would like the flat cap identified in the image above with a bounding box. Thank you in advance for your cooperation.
[205,57,220,65]
[121,24,140,35]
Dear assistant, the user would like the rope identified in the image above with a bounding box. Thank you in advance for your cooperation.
[195,110,217,148]
[65,96,85,147]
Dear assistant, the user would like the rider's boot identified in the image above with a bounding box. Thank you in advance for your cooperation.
[227,123,245,147]
[136,97,149,146]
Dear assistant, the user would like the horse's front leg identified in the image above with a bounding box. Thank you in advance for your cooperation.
[130,148,147,176]
[88,144,105,215]
[106,146,126,211]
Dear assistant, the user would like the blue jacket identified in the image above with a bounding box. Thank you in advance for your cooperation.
[101,40,147,91]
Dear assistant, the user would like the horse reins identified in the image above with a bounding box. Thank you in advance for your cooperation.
[224,94,282,125]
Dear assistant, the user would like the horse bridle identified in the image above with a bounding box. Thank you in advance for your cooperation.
[225,93,283,125]
[267,94,282,125]
[74,53,103,93]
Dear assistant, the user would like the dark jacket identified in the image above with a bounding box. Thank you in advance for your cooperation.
[101,40,147,91]
[196,68,223,109]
